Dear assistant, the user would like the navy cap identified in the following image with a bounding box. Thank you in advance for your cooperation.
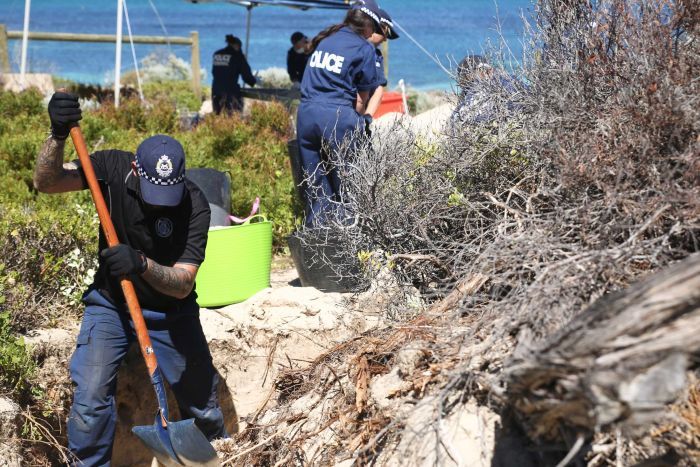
[457,55,492,79]
[135,135,186,207]
[352,0,382,29]
[378,8,399,40]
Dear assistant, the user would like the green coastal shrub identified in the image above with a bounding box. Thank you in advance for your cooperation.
[0,310,37,401]
[142,80,202,112]
[0,88,44,118]
[0,193,99,332]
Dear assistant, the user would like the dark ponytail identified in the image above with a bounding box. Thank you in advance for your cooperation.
[310,9,375,51]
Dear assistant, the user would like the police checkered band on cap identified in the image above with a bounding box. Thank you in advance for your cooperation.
[134,156,185,186]
[380,17,394,28]
[134,134,186,207]
[359,6,380,24]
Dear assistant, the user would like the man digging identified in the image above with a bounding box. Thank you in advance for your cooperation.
[33,92,226,465]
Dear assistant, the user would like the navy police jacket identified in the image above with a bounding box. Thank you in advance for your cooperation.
[374,48,387,88]
[301,27,380,106]
[211,45,256,95]
[287,48,309,83]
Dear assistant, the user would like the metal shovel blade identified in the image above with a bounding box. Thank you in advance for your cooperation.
[133,418,220,466]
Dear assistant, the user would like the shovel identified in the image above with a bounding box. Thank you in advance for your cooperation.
[68,124,220,466]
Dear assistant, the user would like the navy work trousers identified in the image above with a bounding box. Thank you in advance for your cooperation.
[296,101,364,227]
[212,92,243,115]
[67,289,226,466]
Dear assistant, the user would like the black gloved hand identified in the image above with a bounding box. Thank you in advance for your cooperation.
[48,92,82,140]
[100,244,147,278]
[362,113,373,137]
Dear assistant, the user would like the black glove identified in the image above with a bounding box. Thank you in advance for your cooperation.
[100,244,147,278]
[362,113,373,137]
[48,92,82,140]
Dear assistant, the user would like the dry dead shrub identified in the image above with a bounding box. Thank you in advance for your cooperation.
[298,0,698,335]
[282,0,700,465]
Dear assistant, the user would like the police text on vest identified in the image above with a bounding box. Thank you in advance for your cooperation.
[213,54,232,66]
[309,51,345,74]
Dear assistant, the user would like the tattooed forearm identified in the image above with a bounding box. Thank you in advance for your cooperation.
[33,136,65,191]
[142,260,196,299]
[33,136,84,193]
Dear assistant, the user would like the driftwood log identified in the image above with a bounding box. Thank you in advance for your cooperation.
[504,254,700,440]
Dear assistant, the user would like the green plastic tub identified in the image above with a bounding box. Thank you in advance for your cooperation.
[196,215,272,308]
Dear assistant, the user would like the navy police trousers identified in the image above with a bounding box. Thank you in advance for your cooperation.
[67,289,226,466]
[296,101,364,226]
[212,92,243,115]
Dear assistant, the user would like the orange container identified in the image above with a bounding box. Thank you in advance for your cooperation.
[374,91,405,118]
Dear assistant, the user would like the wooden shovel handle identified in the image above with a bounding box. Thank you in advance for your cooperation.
[69,126,159,377]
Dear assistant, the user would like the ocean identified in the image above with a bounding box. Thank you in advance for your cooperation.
[1,0,533,90]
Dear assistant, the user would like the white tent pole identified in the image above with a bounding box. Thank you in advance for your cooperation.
[122,0,144,103]
[19,0,31,88]
[245,6,252,57]
[114,0,124,108]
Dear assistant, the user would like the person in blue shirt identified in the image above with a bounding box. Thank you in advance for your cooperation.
[211,34,257,115]
[296,0,387,226]
[365,8,400,117]
[451,54,523,127]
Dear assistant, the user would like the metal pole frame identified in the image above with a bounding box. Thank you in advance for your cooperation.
[115,0,124,107]
[245,5,253,58]
[20,0,31,88]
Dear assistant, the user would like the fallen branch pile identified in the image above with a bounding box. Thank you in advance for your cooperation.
[505,254,700,439]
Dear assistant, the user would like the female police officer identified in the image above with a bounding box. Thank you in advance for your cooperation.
[365,8,400,117]
[296,0,388,226]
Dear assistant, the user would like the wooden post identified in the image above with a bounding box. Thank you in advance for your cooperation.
[0,24,10,74]
[7,30,192,45]
[190,31,201,100]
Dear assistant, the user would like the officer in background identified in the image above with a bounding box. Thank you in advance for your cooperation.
[287,31,310,86]
[365,8,400,117]
[451,54,523,126]
[211,34,257,115]
[296,0,388,226]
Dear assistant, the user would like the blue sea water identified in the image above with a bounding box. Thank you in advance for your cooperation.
[1,0,533,90]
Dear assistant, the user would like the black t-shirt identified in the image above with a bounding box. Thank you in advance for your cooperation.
[287,47,309,83]
[212,45,256,95]
[82,150,211,312]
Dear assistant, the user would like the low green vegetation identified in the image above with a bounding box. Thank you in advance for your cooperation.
[0,310,38,401]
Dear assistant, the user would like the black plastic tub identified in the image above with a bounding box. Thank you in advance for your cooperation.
[287,231,365,293]
[287,139,307,207]
[187,168,232,227]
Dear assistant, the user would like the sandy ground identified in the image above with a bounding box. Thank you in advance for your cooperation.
[201,264,383,425]
[372,103,454,143]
